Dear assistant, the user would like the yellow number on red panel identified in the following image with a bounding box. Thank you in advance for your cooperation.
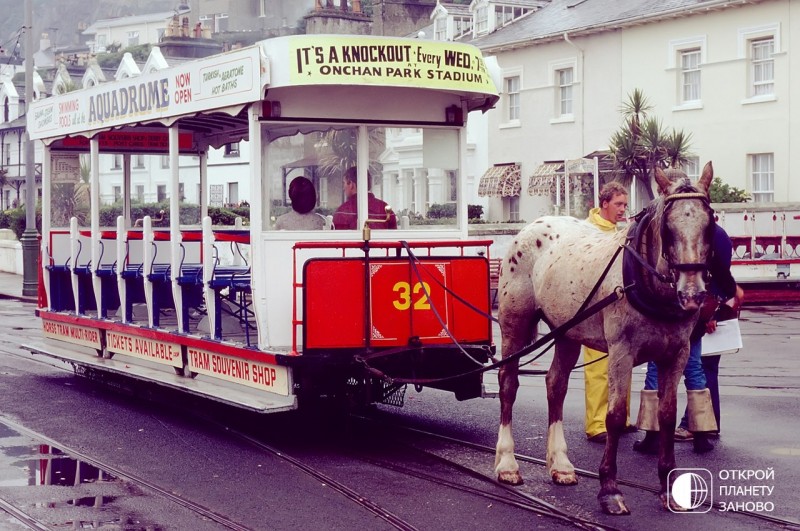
[412,282,431,310]
[393,281,431,311]
[393,282,411,310]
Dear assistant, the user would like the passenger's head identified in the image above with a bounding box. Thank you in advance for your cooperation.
[598,181,628,223]
[288,177,317,214]
[343,166,372,199]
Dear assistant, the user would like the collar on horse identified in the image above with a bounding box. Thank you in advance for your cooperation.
[622,191,711,322]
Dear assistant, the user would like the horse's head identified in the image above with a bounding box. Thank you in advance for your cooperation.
[654,161,715,311]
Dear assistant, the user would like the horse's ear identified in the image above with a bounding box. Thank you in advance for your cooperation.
[654,166,672,195]
[697,161,714,195]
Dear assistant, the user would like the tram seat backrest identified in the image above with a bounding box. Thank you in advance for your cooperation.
[46,232,72,270]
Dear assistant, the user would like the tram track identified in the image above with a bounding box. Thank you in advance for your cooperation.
[0,415,256,531]
[368,417,800,529]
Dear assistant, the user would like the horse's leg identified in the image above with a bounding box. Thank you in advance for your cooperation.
[655,349,686,511]
[494,304,537,485]
[545,338,581,486]
[597,348,634,515]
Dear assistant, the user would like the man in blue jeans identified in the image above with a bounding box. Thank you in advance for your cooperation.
[633,223,741,454]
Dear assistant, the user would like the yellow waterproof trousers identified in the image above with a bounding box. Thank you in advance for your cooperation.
[584,346,632,437]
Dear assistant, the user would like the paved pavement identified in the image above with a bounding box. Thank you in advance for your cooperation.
[0,271,37,303]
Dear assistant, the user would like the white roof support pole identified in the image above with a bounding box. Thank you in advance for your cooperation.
[357,124,369,231]
[200,151,208,221]
[248,104,267,348]
[457,122,467,237]
[41,143,51,309]
[123,153,132,229]
[169,127,184,332]
[90,137,102,315]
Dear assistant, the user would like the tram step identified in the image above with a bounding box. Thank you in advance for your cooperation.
[23,339,298,414]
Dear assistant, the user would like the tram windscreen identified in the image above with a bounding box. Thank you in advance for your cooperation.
[266,126,464,231]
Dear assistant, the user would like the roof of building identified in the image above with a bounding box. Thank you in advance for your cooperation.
[83,10,184,35]
[436,3,472,17]
[472,0,769,51]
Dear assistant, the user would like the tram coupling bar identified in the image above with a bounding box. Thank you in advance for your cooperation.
[362,206,394,241]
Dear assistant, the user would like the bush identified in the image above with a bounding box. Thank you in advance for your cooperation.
[468,204,484,220]
[427,203,457,219]
[709,177,750,203]
[1,206,42,240]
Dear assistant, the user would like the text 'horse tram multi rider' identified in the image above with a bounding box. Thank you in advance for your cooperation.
[494,163,716,514]
[27,35,500,413]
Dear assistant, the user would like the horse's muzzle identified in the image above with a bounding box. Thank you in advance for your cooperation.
[677,288,707,311]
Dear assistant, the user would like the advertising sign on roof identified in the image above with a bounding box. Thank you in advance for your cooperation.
[28,45,265,141]
[287,36,497,95]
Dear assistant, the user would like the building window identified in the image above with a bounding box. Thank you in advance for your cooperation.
[454,16,472,39]
[750,153,774,203]
[558,68,573,117]
[508,196,520,222]
[111,154,122,170]
[224,142,240,157]
[157,185,167,203]
[505,76,520,121]
[682,157,700,182]
[178,182,185,201]
[751,38,774,97]
[680,49,701,103]
[434,18,446,41]
[113,186,121,203]
[228,182,239,205]
[134,155,145,169]
[96,34,107,52]
[447,171,457,202]
[495,5,527,28]
[127,31,139,47]
[475,5,488,34]
[135,185,144,203]
[161,155,169,169]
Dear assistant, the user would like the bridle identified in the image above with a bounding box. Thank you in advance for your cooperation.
[659,191,714,282]
[622,189,713,321]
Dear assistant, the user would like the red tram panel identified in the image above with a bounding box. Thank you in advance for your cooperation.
[303,257,491,350]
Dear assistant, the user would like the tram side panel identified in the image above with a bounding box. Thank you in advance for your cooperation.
[301,256,494,400]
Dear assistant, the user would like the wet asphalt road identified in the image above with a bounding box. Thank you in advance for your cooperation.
[0,297,798,530]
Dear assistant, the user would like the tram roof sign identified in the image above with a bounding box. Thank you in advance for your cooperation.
[28,35,499,143]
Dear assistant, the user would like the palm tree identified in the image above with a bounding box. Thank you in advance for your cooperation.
[609,89,693,200]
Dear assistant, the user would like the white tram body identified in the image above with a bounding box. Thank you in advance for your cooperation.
[27,35,500,413]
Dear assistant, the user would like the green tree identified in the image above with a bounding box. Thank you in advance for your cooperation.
[609,89,693,200]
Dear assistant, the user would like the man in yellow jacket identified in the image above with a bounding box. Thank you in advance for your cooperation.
[584,182,635,442]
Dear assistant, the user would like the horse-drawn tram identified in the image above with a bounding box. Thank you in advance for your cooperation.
[26,35,500,413]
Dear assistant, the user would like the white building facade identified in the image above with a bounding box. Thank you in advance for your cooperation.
[472,0,800,222]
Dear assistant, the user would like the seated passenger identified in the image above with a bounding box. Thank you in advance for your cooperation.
[275,177,325,230]
[333,166,397,230]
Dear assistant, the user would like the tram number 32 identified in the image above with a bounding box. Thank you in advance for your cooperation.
[392,281,432,311]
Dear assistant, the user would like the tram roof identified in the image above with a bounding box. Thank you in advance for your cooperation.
[28,34,500,151]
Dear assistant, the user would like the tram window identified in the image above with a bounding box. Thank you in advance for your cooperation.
[263,125,462,231]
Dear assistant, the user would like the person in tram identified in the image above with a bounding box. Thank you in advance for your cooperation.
[333,166,397,230]
[275,177,325,230]
[583,181,636,443]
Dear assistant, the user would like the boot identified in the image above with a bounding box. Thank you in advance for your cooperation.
[633,430,659,454]
[687,389,718,454]
[635,389,659,431]
[693,432,714,453]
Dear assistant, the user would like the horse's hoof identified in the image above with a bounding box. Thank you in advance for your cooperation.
[551,470,578,485]
[659,492,688,512]
[599,494,631,515]
[497,470,523,486]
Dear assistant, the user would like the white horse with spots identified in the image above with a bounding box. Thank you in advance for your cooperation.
[494,164,715,515]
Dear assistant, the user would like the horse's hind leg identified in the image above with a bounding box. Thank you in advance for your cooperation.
[494,301,538,486]
[545,339,581,486]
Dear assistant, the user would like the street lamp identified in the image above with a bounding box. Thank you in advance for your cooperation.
[21,0,38,297]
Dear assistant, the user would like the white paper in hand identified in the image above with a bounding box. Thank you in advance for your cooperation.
[701,319,742,356]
